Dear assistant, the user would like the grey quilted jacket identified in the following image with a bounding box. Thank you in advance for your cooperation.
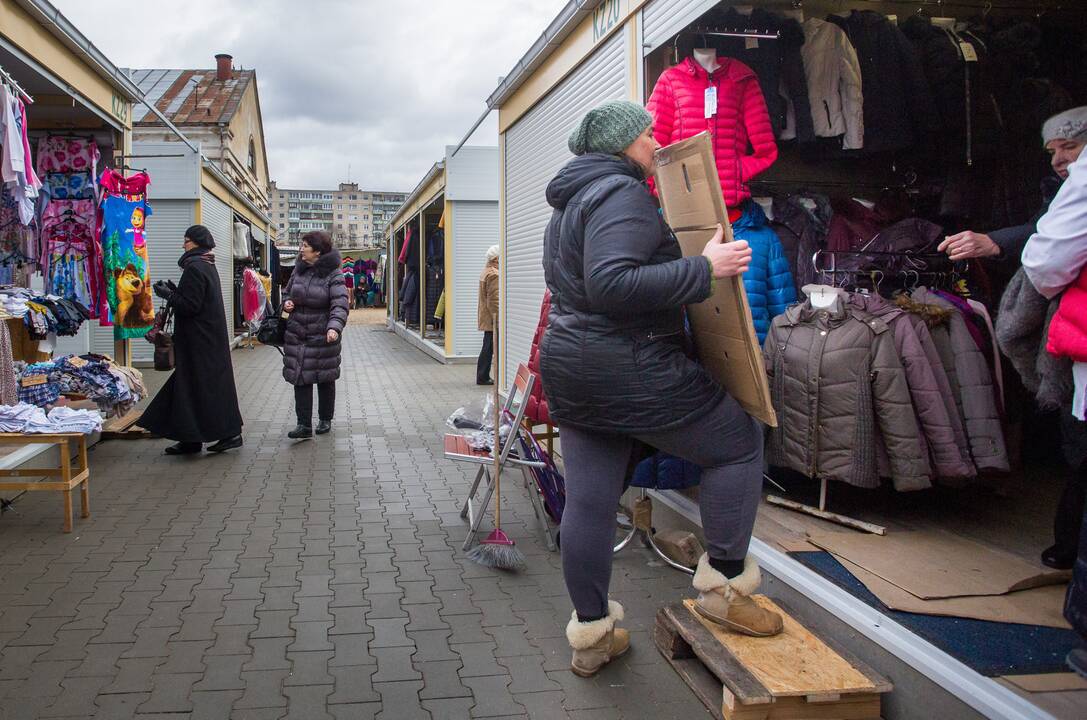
[764,301,928,489]
[283,249,349,386]
[910,287,1009,473]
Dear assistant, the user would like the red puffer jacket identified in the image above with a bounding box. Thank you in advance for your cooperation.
[1047,268,1087,362]
[647,57,777,207]
[525,290,552,425]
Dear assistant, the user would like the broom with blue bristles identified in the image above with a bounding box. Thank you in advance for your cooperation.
[466,314,526,571]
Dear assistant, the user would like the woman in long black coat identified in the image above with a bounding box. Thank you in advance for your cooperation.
[282,231,348,439]
[139,225,243,455]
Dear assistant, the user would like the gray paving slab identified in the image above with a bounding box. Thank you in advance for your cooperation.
[0,312,711,718]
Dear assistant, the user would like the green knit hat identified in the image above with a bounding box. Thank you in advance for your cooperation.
[568,100,653,156]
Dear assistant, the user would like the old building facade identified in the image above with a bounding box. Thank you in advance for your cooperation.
[269,182,406,249]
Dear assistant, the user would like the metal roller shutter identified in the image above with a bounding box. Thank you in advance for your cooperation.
[503,31,626,387]
[641,0,718,56]
[200,190,235,342]
[451,201,498,357]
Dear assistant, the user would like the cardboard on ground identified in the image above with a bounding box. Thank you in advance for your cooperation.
[654,132,777,427]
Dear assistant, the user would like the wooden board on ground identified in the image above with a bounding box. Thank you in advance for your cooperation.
[807,528,1068,600]
[834,554,1071,629]
[1000,673,1087,693]
[655,598,890,720]
[102,409,153,440]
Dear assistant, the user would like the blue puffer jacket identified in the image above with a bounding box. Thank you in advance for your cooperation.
[734,201,796,342]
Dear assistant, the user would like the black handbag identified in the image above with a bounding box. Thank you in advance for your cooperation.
[256,307,288,347]
[146,303,175,371]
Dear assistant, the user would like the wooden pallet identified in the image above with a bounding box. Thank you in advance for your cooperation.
[655,598,891,720]
[101,409,153,440]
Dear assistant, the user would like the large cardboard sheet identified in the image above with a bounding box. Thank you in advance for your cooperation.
[834,554,1070,629]
[654,133,776,427]
[807,528,1070,600]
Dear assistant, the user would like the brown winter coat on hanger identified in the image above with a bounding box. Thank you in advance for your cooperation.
[764,300,928,490]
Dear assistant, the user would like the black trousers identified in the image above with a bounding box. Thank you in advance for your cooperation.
[477,331,494,384]
[1055,468,1087,557]
[295,382,336,425]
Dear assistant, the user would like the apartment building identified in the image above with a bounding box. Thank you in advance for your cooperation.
[269,182,407,249]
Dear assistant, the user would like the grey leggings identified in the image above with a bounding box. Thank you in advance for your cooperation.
[559,395,764,620]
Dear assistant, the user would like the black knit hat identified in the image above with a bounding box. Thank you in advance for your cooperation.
[185,224,215,249]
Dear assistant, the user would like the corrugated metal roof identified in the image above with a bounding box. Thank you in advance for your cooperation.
[128,67,255,126]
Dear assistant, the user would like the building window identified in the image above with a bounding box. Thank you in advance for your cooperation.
[247,138,257,173]
[337,214,343,219]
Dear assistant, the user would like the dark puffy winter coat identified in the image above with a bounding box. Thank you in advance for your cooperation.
[139,249,242,443]
[283,249,349,386]
[734,201,796,343]
[770,193,832,295]
[707,7,813,142]
[538,153,718,433]
[764,300,928,489]
[829,10,934,154]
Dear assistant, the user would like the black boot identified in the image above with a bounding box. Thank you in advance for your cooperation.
[316,420,332,435]
[164,442,202,456]
[207,435,243,453]
[288,424,313,439]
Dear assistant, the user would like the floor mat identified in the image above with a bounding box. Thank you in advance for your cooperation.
[790,551,1080,676]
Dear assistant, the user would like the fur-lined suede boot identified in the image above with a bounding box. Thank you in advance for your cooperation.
[692,554,783,637]
[566,600,630,677]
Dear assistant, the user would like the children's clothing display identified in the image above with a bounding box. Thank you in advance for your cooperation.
[99,169,154,338]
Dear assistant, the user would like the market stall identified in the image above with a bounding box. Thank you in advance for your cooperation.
[488,0,1087,716]
[386,146,499,363]
[0,0,150,527]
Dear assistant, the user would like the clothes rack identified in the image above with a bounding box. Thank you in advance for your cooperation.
[0,64,33,105]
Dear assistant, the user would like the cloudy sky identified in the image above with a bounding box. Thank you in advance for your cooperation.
[52,0,567,192]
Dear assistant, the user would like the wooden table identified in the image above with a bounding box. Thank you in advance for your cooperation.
[0,433,90,532]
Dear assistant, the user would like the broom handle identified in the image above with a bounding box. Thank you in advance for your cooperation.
[492,313,501,530]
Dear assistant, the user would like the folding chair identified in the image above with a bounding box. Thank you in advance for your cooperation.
[446,364,555,552]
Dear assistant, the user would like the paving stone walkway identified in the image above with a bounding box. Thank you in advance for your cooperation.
[0,311,710,719]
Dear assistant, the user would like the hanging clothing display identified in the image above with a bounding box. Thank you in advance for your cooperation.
[827,10,935,154]
[98,169,154,339]
[1,85,40,226]
[232,222,251,260]
[646,56,777,208]
[799,18,864,149]
[765,299,930,490]
[732,201,796,343]
[705,7,813,141]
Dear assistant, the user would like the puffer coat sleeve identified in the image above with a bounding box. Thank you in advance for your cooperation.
[326,272,349,335]
[583,179,711,315]
[738,78,778,183]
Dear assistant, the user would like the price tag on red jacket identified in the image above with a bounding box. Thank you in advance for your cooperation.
[959,42,978,62]
[704,86,718,118]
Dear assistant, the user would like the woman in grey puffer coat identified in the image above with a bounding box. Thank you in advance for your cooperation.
[282,231,349,438]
